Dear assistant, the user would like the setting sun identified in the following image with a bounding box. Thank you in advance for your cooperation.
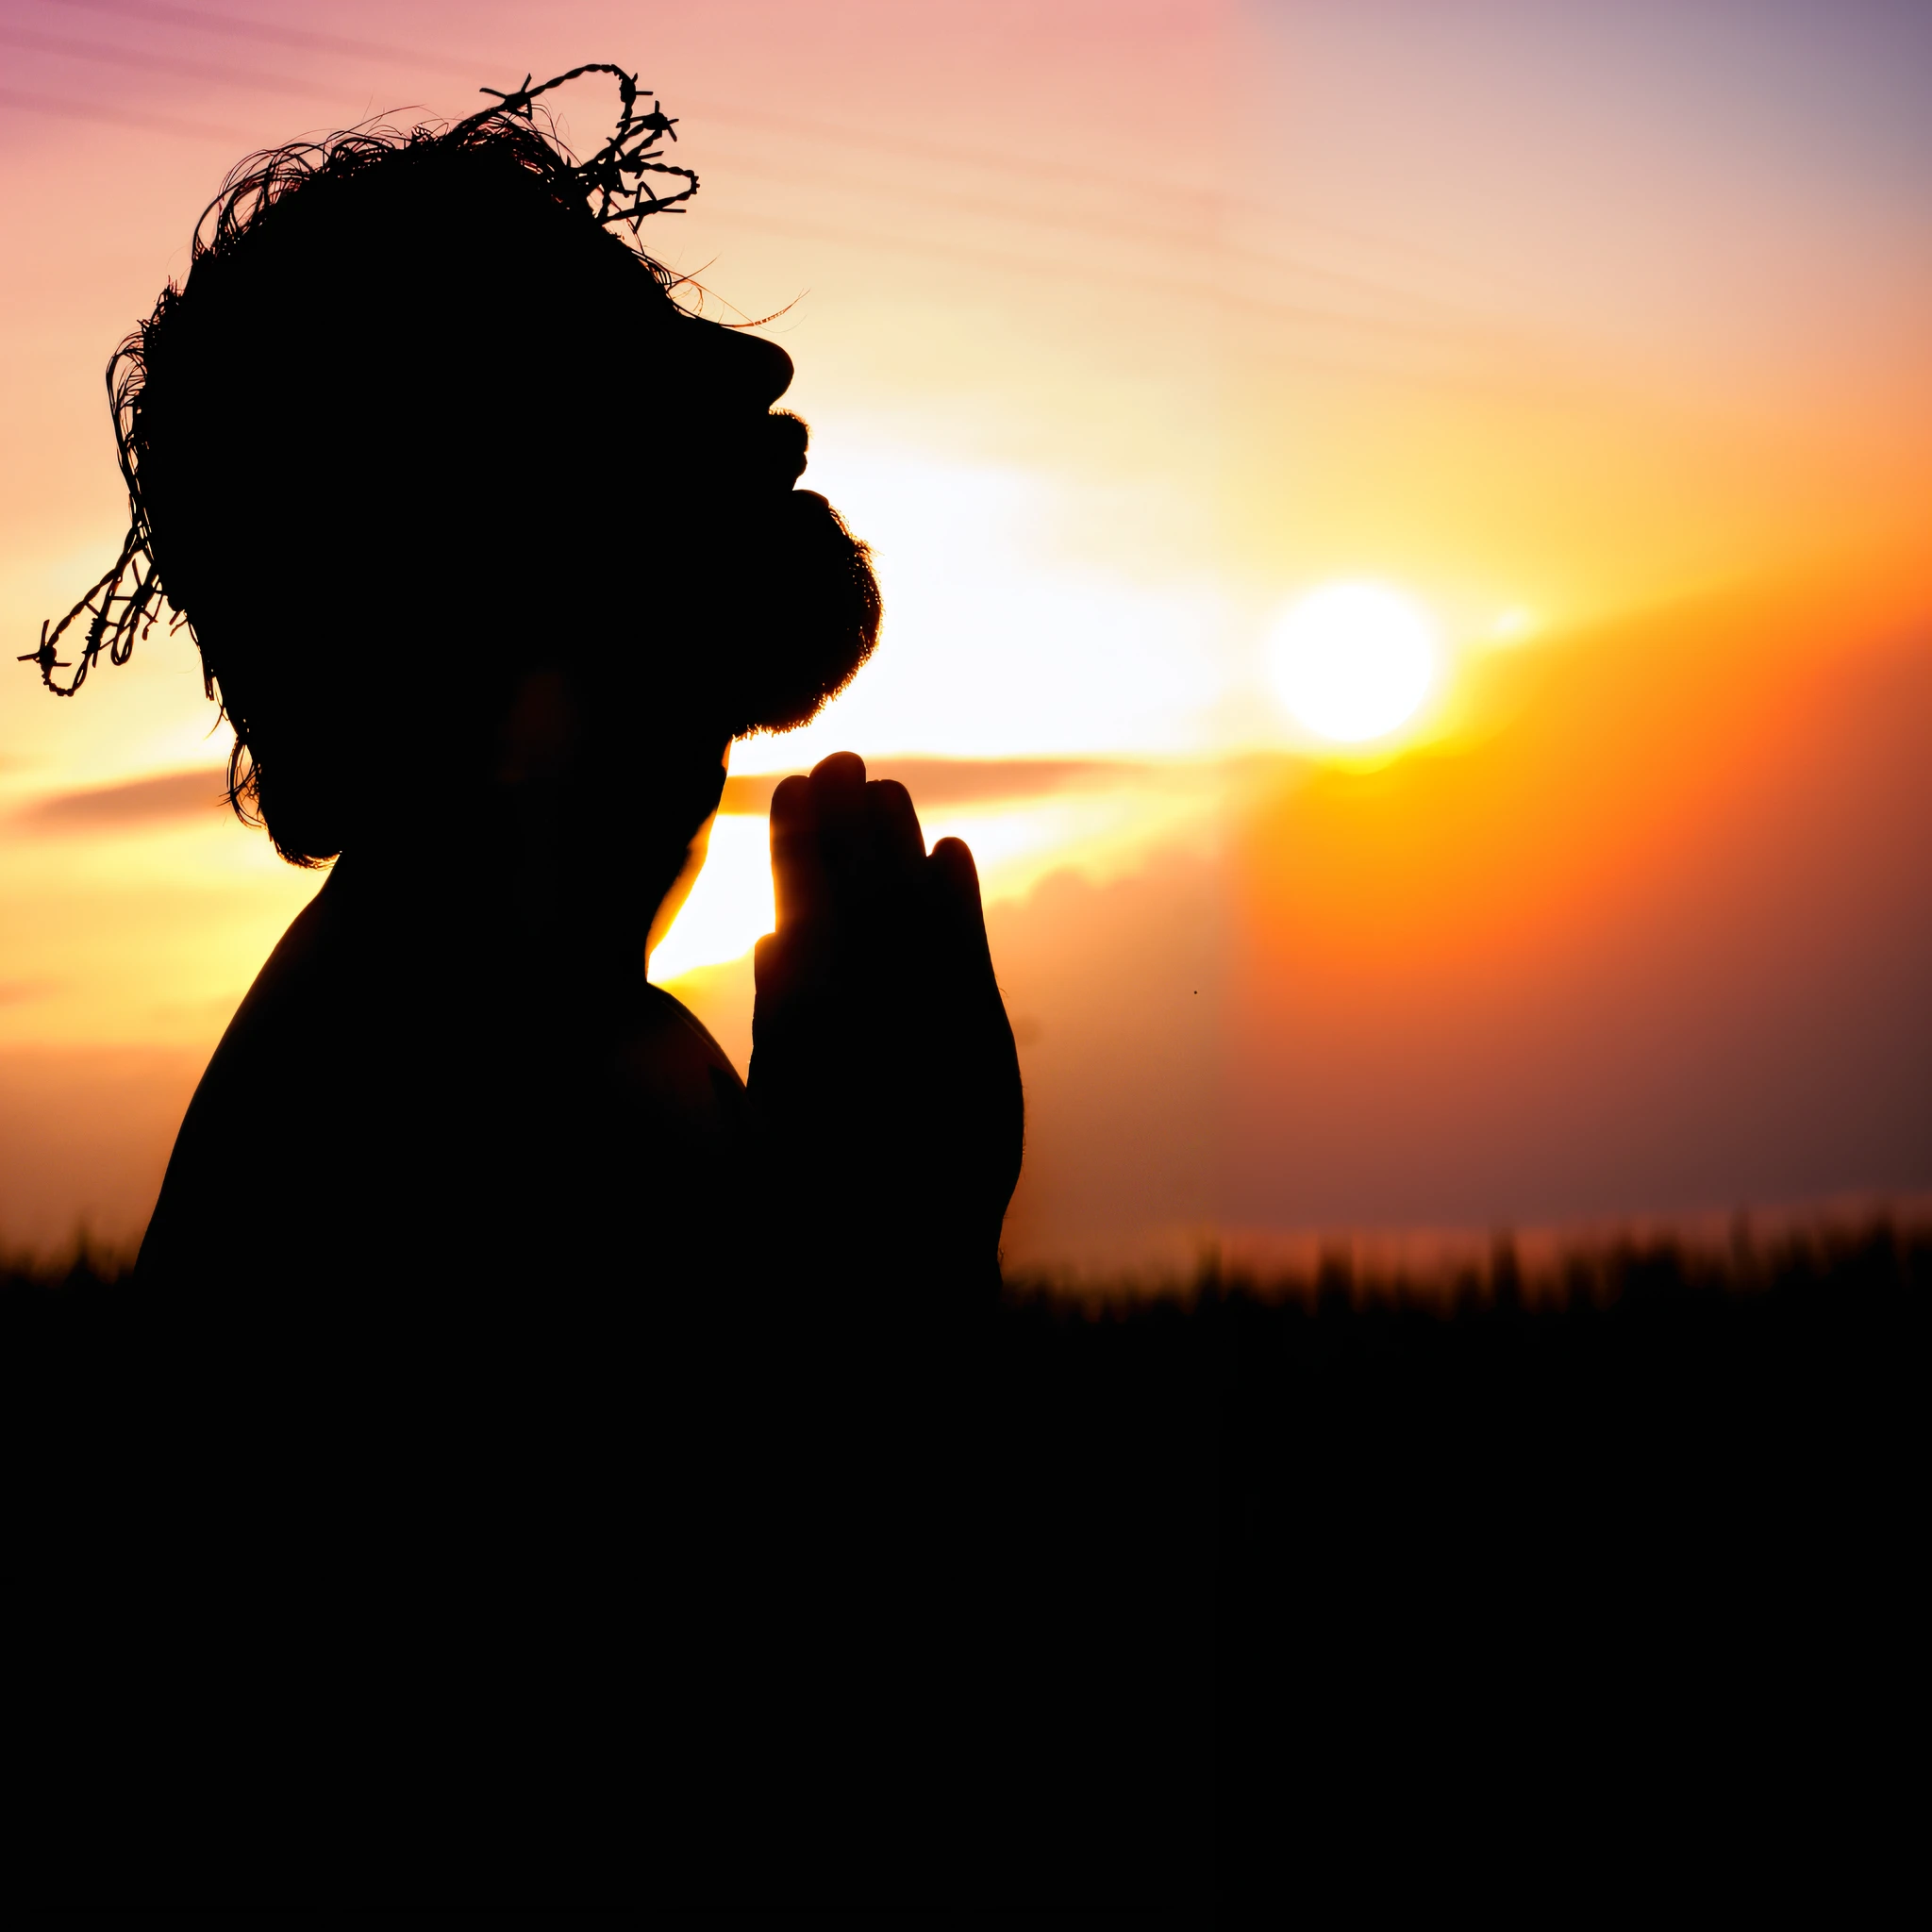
[1267,583,1439,745]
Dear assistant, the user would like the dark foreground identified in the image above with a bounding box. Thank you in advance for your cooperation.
[5,1220,1924,1915]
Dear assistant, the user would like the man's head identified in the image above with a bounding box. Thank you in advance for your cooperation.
[76,76,879,865]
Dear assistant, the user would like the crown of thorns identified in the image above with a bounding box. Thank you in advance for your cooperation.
[21,62,696,698]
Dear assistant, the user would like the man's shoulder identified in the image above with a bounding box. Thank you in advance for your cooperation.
[610,985,747,1142]
[134,874,362,1281]
[204,868,350,1065]
[635,983,741,1078]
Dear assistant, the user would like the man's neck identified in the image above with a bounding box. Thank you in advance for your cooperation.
[326,838,670,1007]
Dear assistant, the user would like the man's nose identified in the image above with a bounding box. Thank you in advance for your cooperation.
[687,314,794,408]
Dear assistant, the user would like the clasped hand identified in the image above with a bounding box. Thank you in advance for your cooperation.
[749,753,1024,1288]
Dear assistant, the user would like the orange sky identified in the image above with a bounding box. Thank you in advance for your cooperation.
[2,0,1928,1265]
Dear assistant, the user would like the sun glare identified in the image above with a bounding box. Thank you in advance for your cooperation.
[1267,582,1439,744]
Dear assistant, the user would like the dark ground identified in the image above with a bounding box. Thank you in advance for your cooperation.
[4,1219,1924,1915]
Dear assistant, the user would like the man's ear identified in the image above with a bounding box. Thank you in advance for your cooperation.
[494,666,581,788]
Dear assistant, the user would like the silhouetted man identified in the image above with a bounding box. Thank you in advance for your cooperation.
[26,72,1035,1898]
[45,81,1024,1324]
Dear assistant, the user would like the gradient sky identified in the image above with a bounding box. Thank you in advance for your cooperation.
[2,0,1928,1265]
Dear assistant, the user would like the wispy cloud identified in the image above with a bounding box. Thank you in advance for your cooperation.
[18,758,1150,832]
[14,768,226,832]
[719,758,1158,817]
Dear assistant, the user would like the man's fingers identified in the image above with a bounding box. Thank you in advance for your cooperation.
[868,779,925,878]
[808,752,871,891]
[810,750,868,788]
[770,774,829,929]
[777,759,983,985]
[928,835,984,914]
[809,753,867,826]
[928,836,997,973]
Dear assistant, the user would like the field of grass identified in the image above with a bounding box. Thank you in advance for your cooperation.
[6,1217,1922,1906]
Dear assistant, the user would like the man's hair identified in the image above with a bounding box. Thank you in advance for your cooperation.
[35,72,879,864]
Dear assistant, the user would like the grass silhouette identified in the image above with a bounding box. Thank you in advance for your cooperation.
[4,1216,1922,1907]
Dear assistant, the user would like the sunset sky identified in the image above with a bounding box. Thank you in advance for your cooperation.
[3,0,1928,1268]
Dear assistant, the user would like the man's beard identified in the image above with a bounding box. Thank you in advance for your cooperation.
[711,487,882,741]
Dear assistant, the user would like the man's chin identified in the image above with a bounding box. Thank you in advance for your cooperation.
[723,490,881,738]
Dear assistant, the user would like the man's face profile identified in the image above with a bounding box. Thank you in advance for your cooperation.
[67,98,878,874]
[28,64,1021,1307]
